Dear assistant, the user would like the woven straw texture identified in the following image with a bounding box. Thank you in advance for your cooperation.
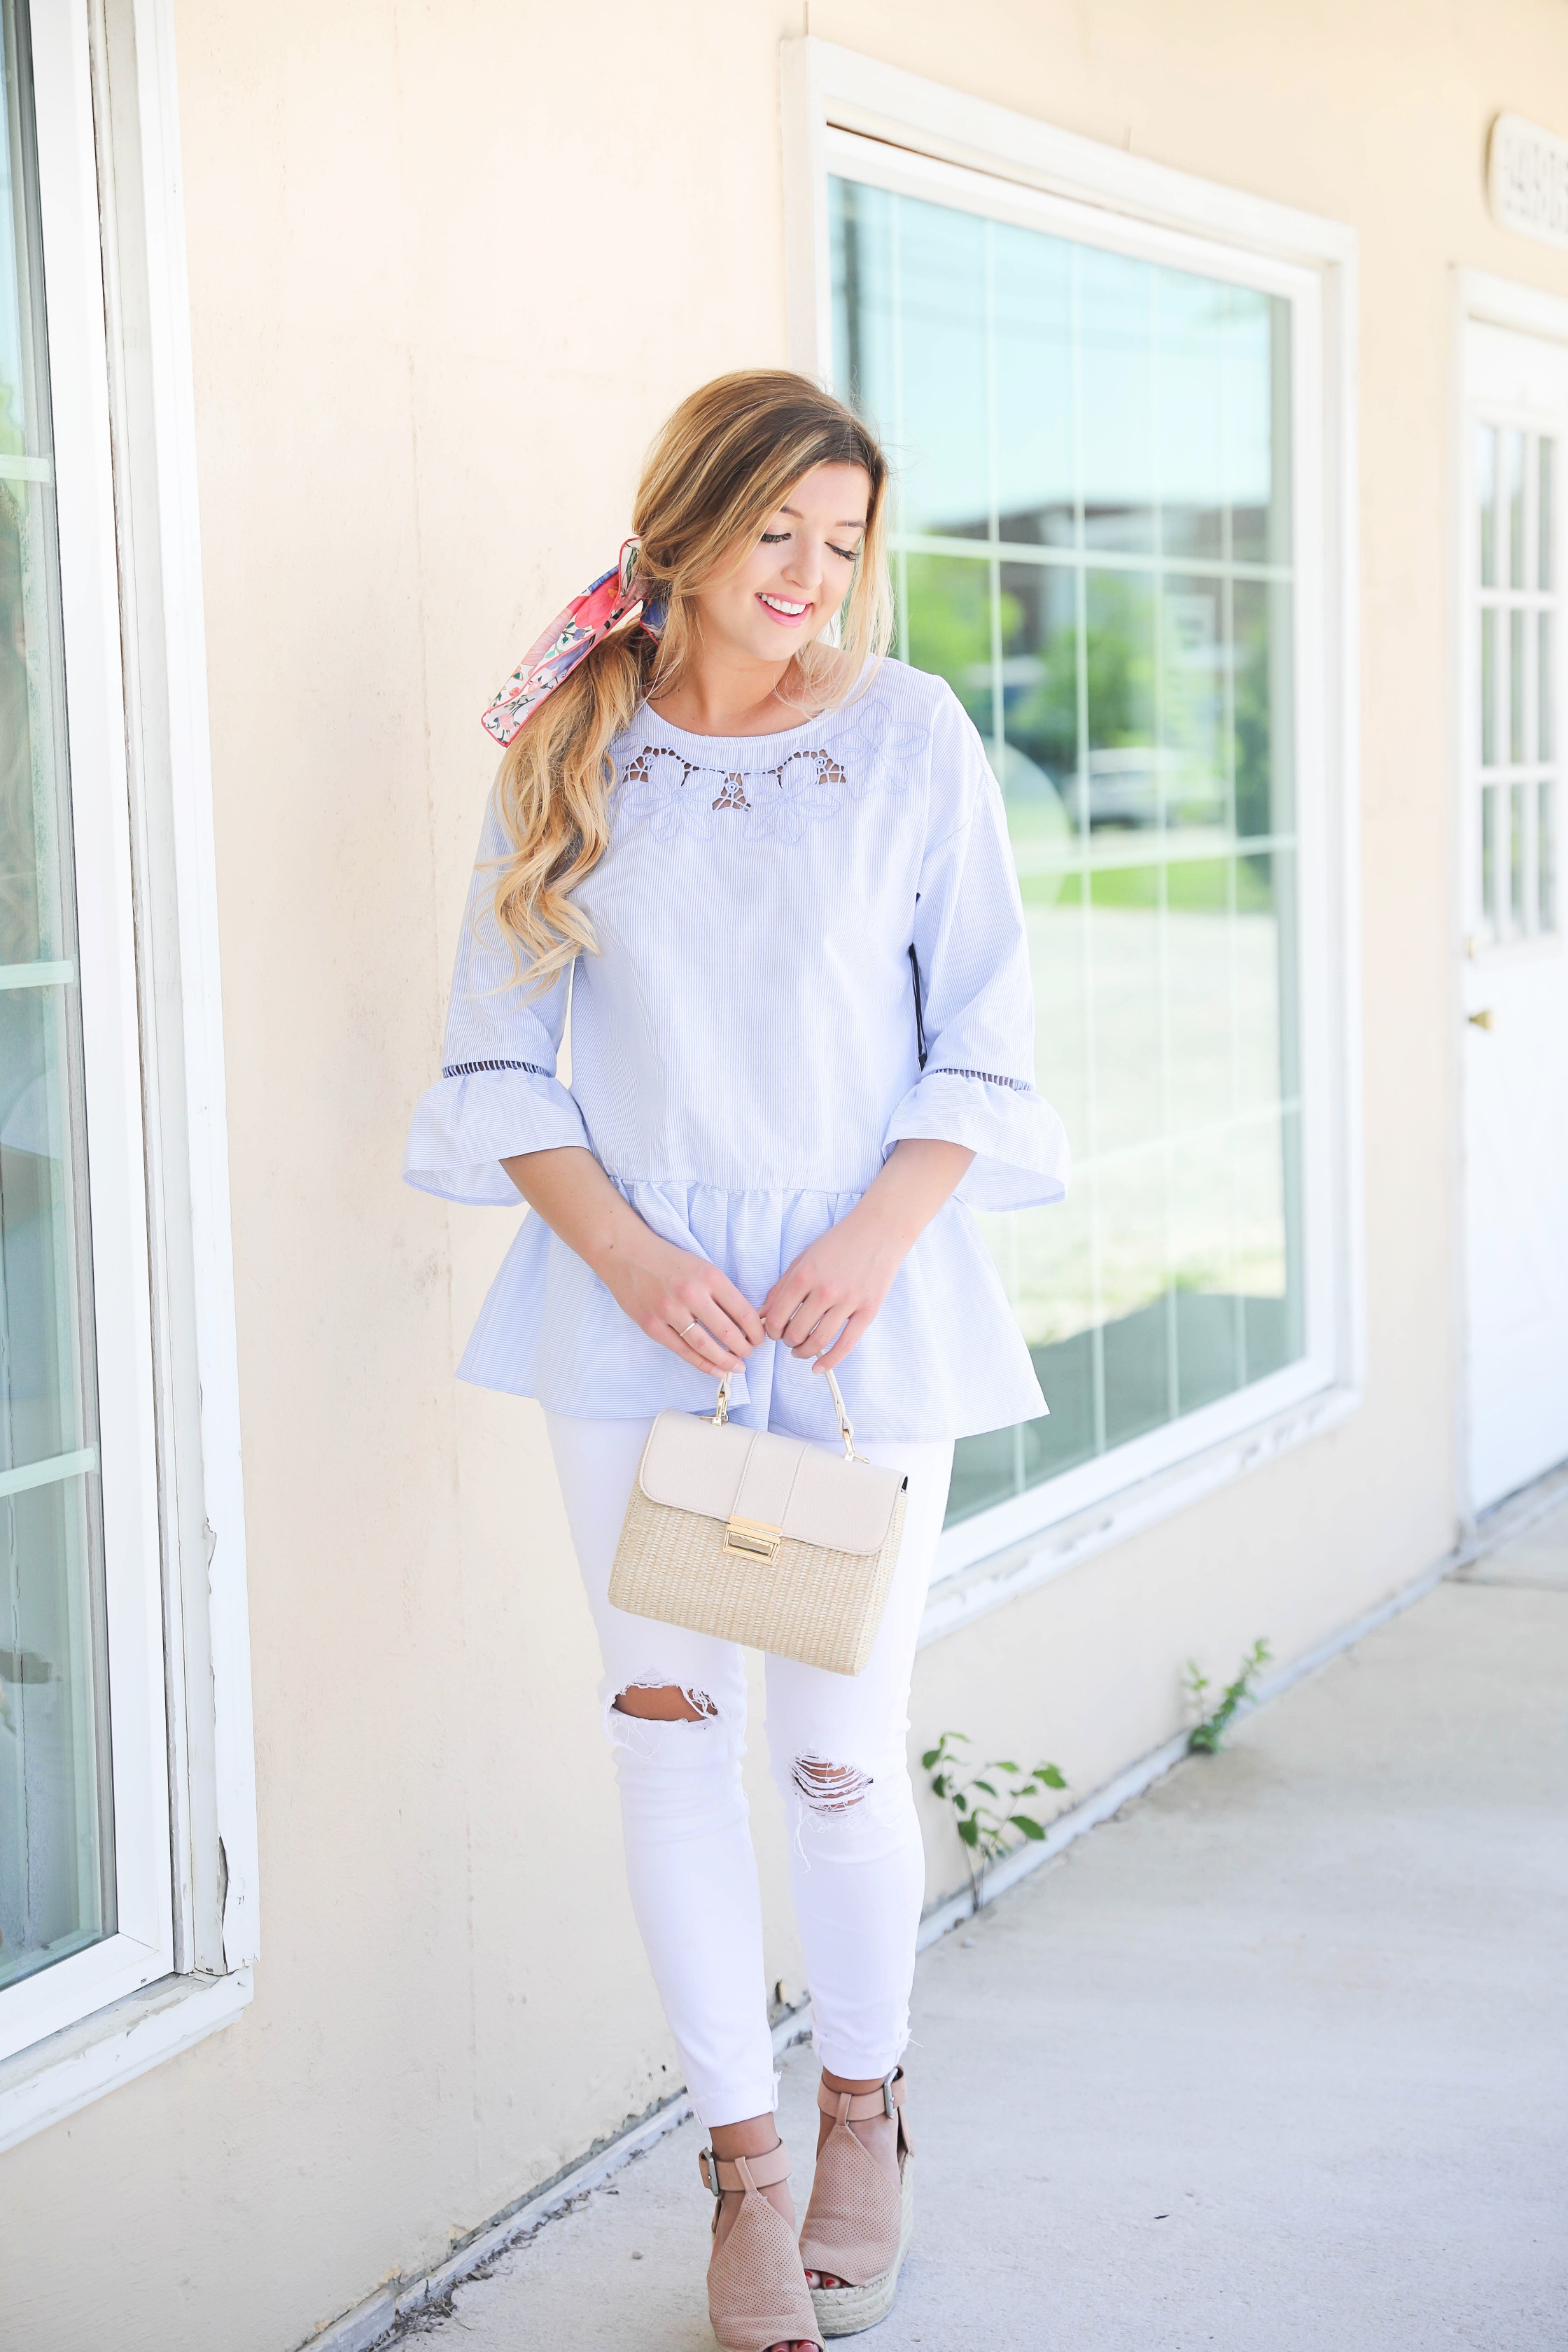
[609,1482,909,1676]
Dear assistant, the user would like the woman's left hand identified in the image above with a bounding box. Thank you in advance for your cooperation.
[761,1138,975,1376]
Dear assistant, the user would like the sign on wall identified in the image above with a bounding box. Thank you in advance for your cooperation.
[1488,113,1568,253]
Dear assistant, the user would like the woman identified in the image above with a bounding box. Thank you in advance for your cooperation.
[405,371,1068,2351]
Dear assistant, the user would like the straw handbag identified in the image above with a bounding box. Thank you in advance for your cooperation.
[608,1368,908,1676]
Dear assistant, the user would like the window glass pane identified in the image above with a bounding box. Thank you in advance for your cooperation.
[830,176,895,437]
[1088,860,1165,1155]
[0,0,115,1991]
[1539,611,1553,763]
[1539,779,1556,931]
[1478,426,1497,587]
[993,223,1075,547]
[1510,780,1527,931]
[1155,268,1224,560]
[1161,579,1227,833]
[1480,608,1496,767]
[1229,289,1291,565]
[894,195,990,540]
[1233,577,1293,837]
[999,559,1077,815]
[1170,1130,1244,1416]
[1096,1149,1172,1448]
[904,551,993,740]
[1505,428,1525,590]
[1539,437,1553,592]
[832,175,1305,1527]
[1510,609,1526,764]
[1480,781,1499,941]
[1082,568,1157,828]
[1079,247,1156,554]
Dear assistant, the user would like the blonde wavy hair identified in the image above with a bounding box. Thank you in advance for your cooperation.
[491,370,892,989]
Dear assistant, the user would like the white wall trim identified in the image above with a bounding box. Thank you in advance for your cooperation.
[783,35,1366,1617]
[919,1379,1360,1648]
[104,0,260,1980]
[1457,265,1568,345]
[0,1964,251,2159]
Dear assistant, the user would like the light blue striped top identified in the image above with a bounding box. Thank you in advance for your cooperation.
[404,659,1070,1441]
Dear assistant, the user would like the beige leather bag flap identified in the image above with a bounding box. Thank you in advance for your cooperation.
[638,1409,903,1556]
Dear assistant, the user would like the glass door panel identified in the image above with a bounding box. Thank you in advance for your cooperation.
[0,0,113,1994]
[1474,418,1559,949]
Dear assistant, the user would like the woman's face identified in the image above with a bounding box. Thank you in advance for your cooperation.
[696,461,871,664]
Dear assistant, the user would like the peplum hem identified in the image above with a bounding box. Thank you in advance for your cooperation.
[457,1178,1048,1443]
[403,1066,591,1205]
[883,1070,1071,1214]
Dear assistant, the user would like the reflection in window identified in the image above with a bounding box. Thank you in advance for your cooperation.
[831,176,1306,1524]
[0,0,115,1993]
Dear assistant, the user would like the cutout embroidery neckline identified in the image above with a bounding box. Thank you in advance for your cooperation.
[614,708,925,846]
[620,744,847,839]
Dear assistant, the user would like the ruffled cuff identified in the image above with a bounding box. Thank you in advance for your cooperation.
[883,1068,1070,1212]
[403,1065,592,1205]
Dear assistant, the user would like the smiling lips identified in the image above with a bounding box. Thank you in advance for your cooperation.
[758,592,811,623]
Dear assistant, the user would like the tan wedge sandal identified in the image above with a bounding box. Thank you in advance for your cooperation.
[699,2141,825,2352]
[799,2070,914,2338]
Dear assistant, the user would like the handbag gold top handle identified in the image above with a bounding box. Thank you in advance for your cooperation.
[710,1364,864,1463]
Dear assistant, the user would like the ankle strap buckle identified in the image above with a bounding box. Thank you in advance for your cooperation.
[698,2147,722,2202]
[881,2068,898,2117]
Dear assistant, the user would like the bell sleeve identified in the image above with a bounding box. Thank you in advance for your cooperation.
[882,689,1071,1214]
[402,793,593,1205]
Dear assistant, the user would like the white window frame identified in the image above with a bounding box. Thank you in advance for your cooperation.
[781,40,1364,1634]
[0,0,255,2152]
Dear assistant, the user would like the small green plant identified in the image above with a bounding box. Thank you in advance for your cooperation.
[1184,1637,1272,1753]
[923,1730,1066,1900]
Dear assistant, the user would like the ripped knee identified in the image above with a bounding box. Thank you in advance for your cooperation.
[792,1755,873,1813]
[612,1680,718,1725]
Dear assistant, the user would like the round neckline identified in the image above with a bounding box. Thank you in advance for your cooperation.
[638,698,840,760]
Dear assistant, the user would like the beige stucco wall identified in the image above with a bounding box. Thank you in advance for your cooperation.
[6,3,1568,2347]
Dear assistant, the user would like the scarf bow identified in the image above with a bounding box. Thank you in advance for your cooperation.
[480,539,666,747]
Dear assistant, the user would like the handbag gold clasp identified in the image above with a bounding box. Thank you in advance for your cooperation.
[723,1516,781,1562]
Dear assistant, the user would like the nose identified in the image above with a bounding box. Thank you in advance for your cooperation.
[780,538,824,595]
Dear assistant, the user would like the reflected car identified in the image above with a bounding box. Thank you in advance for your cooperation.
[1064,747,1225,830]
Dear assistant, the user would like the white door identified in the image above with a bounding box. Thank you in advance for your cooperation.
[1462,319,1568,1512]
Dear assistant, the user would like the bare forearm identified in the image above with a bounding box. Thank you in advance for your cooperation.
[854,1138,975,1247]
[500,1145,647,1281]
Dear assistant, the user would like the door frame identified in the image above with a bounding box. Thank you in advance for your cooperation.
[1450,268,1568,1527]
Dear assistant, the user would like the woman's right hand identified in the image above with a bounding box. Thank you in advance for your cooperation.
[597,1226,764,1375]
[500,1144,763,1375]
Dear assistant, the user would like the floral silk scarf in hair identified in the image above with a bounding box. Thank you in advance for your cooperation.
[480,540,667,747]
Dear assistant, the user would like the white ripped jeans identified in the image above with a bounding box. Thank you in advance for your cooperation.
[545,1411,953,2131]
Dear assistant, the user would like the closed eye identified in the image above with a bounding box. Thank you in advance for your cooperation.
[828,541,860,564]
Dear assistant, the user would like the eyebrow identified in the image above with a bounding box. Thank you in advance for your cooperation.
[779,503,868,530]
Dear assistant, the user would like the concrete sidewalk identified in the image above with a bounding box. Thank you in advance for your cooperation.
[407,1506,1568,2351]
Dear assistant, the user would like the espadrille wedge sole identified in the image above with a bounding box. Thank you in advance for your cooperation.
[799,2070,914,2340]
[699,2141,825,2352]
